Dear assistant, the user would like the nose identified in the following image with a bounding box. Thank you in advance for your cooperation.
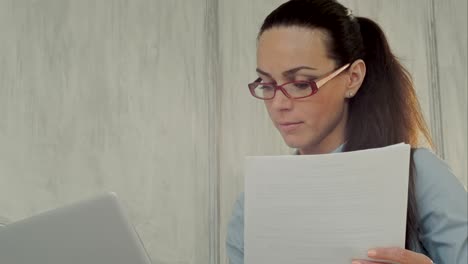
[269,87,293,111]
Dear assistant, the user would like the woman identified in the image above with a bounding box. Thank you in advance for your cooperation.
[226,0,467,263]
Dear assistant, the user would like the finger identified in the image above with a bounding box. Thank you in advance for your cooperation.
[367,247,433,264]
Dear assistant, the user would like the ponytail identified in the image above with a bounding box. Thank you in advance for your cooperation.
[345,16,433,249]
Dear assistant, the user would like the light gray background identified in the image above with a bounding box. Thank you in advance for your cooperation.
[0,1,466,264]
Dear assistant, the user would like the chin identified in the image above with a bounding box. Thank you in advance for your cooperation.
[281,133,314,149]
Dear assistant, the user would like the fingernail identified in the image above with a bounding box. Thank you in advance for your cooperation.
[352,261,361,264]
[368,249,377,256]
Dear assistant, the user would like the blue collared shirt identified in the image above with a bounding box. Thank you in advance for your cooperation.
[226,147,468,264]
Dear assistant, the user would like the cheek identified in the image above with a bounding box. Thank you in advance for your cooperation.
[299,92,344,125]
[264,101,275,119]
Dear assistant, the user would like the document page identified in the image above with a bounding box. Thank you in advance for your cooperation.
[244,143,410,264]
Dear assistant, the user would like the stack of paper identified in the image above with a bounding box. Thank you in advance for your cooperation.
[244,143,410,264]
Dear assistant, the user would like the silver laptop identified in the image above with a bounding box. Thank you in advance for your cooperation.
[0,192,152,264]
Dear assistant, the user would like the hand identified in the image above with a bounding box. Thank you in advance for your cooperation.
[352,247,433,264]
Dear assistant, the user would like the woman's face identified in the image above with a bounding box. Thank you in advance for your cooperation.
[257,26,351,154]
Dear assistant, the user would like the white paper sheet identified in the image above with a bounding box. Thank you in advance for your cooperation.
[244,143,410,264]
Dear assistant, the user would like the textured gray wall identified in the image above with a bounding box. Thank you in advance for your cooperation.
[0,1,216,263]
[0,1,465,264]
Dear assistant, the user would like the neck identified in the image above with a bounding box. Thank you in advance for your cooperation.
[299,140,345,155]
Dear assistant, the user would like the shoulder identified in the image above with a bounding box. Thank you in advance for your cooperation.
[412,148,466,196]
[411,148,467,263]
[412,148,452,177]
[226,192,245,263]
[227,192,244,229]
[411,147,466,208]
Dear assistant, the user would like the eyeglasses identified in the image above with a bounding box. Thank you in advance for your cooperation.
[248,63,350,100]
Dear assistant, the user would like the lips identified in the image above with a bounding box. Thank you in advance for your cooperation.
[278,121,303,132]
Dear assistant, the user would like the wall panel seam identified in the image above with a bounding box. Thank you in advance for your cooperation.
[204,0,222,263]
[427,0,445,158]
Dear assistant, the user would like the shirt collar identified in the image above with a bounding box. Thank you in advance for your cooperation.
[294,143,345,155]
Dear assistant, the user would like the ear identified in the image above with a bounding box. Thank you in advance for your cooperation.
[344,59,366,98]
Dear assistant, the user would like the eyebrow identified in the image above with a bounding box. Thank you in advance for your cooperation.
[256,66,318,78]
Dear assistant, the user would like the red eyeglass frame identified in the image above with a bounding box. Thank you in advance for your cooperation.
[248,63,351,100]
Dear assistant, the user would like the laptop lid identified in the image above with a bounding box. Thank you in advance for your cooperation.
[0,192,152,264]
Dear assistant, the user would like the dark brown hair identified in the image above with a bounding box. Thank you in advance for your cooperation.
[259,0,433,248]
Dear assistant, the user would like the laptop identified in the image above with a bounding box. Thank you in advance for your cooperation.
[0,192,152,264]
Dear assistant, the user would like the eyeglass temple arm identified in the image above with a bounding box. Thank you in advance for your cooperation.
[315,63,351,89]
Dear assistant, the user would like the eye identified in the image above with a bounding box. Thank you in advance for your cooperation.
[259,84,274,90]
[293,82,312,89]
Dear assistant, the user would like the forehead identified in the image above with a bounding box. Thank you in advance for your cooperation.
[257,26,334,70]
